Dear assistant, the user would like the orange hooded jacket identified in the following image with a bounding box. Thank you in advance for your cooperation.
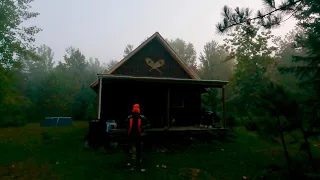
[128,104,142,136]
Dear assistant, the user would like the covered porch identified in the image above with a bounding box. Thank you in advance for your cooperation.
[94,74,229,131]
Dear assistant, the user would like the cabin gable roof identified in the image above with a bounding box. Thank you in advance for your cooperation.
[90,32,199,88]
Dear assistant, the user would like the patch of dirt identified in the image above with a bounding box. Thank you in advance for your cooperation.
[179,168,215,180]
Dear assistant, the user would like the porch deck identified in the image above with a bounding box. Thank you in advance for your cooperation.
[88,124,228,149]
[105,126,228,136]
[146,126,227,132]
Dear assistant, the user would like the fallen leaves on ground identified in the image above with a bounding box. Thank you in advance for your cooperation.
[0,159,59,180]
[179,168,215,180]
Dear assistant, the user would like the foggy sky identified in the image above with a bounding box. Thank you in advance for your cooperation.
[28,0,296,64]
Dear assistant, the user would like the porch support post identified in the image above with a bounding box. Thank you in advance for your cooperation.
[166,87,170,129]
[222,85,226,128]
[98,77,102,120]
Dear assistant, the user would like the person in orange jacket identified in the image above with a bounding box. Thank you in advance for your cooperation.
[125,104,150,169]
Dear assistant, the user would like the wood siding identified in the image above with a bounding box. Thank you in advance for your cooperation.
[112,38,192,79]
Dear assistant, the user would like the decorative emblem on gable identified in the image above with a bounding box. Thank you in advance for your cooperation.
[145,58,165,74]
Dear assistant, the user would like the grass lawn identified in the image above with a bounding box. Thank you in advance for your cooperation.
[0,121,317,180]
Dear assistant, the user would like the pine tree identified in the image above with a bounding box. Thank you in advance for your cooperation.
[216,0,320,95]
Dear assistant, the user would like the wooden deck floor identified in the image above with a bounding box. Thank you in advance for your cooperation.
[107,126,227,134]
[146,126,227,132]
[99,126,228,143]
[104,126,228,139]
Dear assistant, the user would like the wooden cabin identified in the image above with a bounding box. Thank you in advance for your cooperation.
[90,32,228,131]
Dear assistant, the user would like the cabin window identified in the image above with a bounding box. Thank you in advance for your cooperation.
[171,93,184,108]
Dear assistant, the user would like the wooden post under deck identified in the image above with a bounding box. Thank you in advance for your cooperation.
[222,86,226,128]
[97,89,99,119]
[98,78,102,120]
[166,87,170,129]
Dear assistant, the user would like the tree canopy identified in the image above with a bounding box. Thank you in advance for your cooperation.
[0,0,42,68]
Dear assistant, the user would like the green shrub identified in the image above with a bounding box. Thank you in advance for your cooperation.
[41,132,52,141]
[255,116,279,138]
[239,115,281,138]
[242,116,260,131]
[0,116,27,127]
[226,113,237,128]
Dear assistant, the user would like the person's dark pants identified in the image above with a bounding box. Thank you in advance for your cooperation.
[128,135,142,168]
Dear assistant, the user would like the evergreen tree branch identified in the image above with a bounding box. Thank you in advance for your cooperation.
[216,0,303,33]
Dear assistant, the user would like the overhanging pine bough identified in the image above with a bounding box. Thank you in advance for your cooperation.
[216,0,303,33]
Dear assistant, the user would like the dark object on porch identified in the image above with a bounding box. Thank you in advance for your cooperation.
[200,111,221,127]
[88,119,123,150]
[201,111,214,126]
[40,117,72,127]
[213,111,221,124]
[106,120,117,133]
[88,120,106,149]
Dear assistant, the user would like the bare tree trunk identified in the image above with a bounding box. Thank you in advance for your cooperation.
[301,129,316,172]
[276,116,292,173]
[300,107,316,172]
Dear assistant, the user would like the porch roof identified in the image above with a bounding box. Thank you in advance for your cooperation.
[91,74,228,89]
